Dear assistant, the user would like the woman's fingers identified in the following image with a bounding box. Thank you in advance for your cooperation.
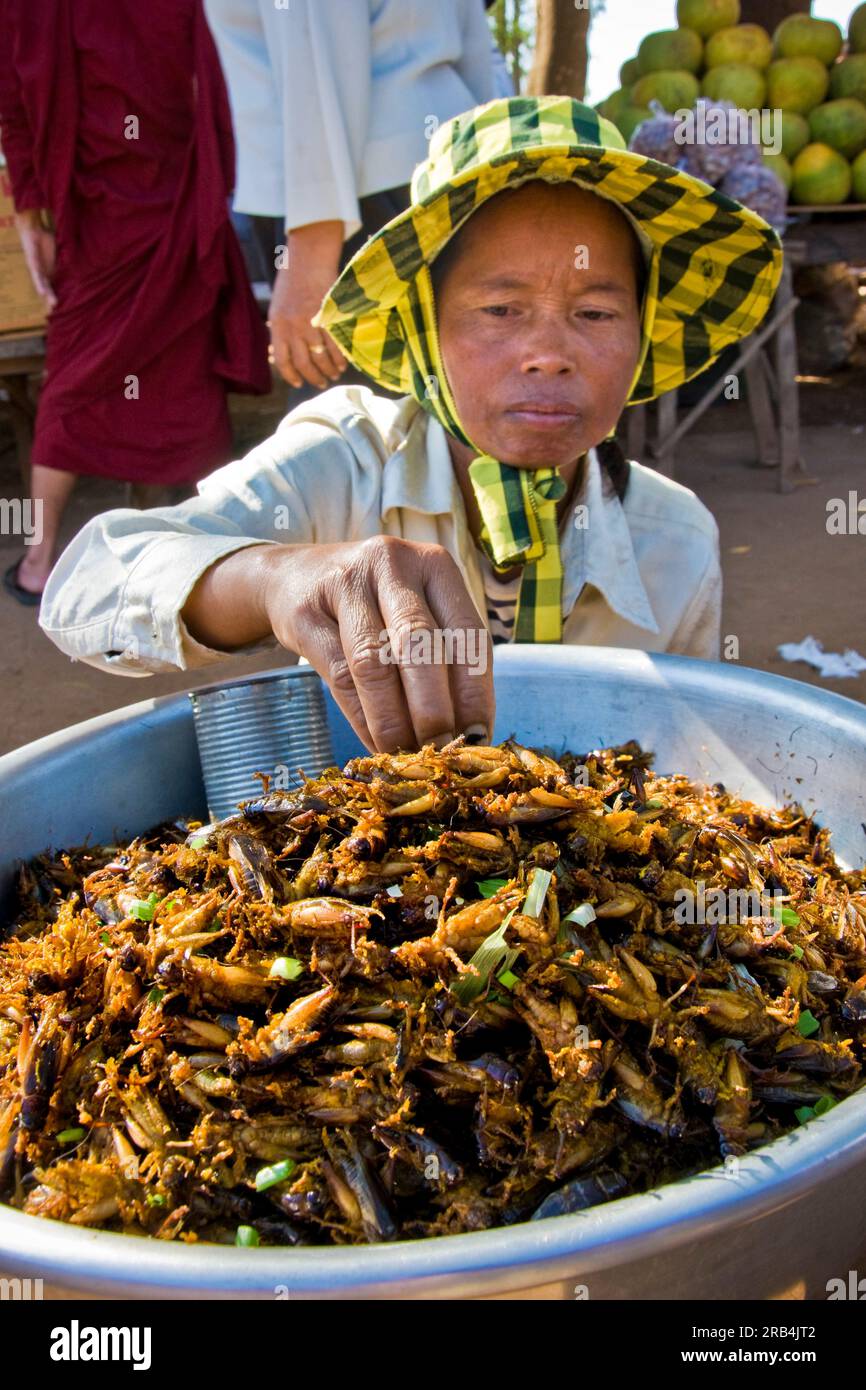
[291,333,338,389]
[291,575,418,752]
[374,552,463,749]
[266,537,494,753]
[268,320,303,388]
[295,611,377,752]
[420,545,495,742]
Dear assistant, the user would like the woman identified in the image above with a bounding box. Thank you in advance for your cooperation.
[40,97,783,752]
[0,0,270,603]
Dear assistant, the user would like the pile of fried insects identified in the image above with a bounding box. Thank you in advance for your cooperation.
[2,739,865,1245]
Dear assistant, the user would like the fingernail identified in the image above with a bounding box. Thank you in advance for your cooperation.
[463,724,488,746]
[430,731,456,750]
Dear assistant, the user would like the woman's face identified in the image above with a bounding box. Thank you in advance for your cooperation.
[434,183,644,469]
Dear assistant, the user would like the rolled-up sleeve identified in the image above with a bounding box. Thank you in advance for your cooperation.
[38,414,364,676]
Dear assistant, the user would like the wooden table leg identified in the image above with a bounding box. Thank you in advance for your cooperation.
[774,260,808,493]
[625,403,647,462]
[653,390,679,479]
[744,349,778,469]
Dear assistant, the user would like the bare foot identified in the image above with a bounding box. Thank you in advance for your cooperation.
[16,549,54,594]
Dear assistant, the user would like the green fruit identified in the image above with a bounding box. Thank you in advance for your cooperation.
[676,0,740,41]
[705,23,772,70]
[808,98,866,160]
[620,58,640,86]
[597,87,632,124]
[631,70,701,113]
[637,28,703,76]
[791,142,853,205]
[617,106,654,144]
[766,57,830,114]
[829,55,866,105]
[851,149,866,200]
[773,14,843,66]
[762,149,792,191]
[851,3,866,54]
[702,63,766,108]
[763,109,810,161]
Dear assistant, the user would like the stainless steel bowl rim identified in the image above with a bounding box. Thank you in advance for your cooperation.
[3,648,866,1294]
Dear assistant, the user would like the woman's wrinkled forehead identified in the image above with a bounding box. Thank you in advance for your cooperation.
[430,179,651,304]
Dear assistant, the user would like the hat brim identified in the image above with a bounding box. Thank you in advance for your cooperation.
[315,143,783,406]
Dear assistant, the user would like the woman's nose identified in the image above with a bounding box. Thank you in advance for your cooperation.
[517,309,577,374]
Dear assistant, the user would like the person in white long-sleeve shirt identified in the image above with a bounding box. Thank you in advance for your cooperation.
[204,0,501,391]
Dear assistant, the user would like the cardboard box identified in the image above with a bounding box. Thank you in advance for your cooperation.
[0,167,47,335]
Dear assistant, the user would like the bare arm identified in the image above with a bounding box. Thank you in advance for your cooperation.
[183,536,494,753]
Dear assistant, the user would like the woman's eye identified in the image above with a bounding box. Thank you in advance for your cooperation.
[580,310,616,322]
[481,304,512,317]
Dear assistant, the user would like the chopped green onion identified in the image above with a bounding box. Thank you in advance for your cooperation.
[496,969,520,991]
[813,1095,838,1116]
[642,798,664,810]
[562,903,597,927]
[523,868,552,919]
[146,986,165,1005]
[770,904,800,927]
[385,884,403,898]
[56,1127,86,1144]
[235,1225,260,1247]
[790,944,804,960]
[476,878,509,898]
[189,836,209,850]
[558,901,597,946]
[797,1009,820,1038]
[99,931,110,946]
[255,1158,296,1191]
[146,1192,167,1207]
[163,900,179,912]
[130,892,160,921]
[795,1105,815,1125]
[269,956,304,982]
[452,908,519,1005]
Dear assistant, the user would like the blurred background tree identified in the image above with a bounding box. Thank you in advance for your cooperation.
[489,0,533,89]
[489,0,605,98]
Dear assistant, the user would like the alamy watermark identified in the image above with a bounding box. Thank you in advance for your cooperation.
[673,883,798,926]
[0,497,43,545]
[674,106,783,157]
[378,626,489,676]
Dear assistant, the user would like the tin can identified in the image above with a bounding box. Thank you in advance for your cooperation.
[189,667,334,820]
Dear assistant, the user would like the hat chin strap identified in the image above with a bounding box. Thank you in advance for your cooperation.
[468,457,567,644]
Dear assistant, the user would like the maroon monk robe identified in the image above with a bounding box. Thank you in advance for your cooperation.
[0,0,270,485]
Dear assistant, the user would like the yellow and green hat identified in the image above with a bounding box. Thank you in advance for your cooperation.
[314,95,783,643]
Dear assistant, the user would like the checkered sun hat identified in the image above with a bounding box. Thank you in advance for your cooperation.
[314,94,783,410]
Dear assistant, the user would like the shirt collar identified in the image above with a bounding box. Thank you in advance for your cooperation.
[381,398,458,518]
[380,398,659,636]
[560,448,660,635]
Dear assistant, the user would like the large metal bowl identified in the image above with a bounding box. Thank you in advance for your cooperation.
[2,647,866,1300]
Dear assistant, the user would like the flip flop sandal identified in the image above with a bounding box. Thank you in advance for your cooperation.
[3,558,43,607]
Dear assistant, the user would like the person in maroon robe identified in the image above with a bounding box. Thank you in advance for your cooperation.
[0,0,270,603]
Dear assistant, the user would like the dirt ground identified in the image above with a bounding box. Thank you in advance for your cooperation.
[1,369,864,758]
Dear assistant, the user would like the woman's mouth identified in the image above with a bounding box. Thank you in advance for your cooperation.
[504,401,581,429]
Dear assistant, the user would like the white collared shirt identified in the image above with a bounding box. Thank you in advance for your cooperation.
[203,0,500,228]
[39,385,722,675]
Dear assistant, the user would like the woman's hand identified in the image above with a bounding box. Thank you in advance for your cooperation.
[268,221,348,389]
[183,538,494,753]
[14,210,57,313]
